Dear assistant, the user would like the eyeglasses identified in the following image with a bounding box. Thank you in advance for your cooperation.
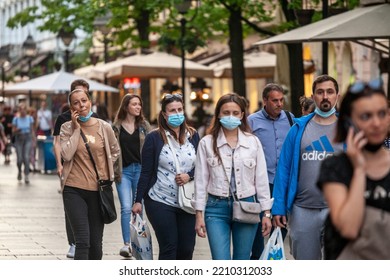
[350,77,383,94]
[163,93,183,100]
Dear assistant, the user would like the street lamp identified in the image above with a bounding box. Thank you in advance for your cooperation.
[175,0,199,105]
[22,34,37,106]
[58,27,75,72]
[0,46,10,102]
[93,12,112,105]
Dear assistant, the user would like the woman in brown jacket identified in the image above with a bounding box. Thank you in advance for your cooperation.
[60,88,120,260]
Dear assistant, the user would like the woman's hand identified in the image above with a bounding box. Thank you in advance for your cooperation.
[195,211,207,238]
[132,202,143,215]
[71,110,80,130]
[346,127,367,170]
[57,163,63,178]
[175,173,190,186]
[261,213,273,236]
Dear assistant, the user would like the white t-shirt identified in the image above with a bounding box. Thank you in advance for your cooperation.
[37,109,52,131]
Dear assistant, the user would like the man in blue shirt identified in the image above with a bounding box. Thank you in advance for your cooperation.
[248,83,294,259]
[272,75,343,259]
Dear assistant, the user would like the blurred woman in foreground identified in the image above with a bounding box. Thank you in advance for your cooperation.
[318,80,390,259]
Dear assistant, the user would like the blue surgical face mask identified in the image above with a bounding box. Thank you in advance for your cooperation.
[78,110,93,122]
[167,113,185,128]
[219,116,241,130]
[314,105,336,118]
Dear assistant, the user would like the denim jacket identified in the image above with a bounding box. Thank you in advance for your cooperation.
[193,129,273,212]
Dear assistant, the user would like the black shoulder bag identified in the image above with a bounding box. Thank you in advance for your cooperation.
[80,130,117,224]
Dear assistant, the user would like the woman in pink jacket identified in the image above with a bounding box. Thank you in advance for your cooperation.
[193,93,273,260]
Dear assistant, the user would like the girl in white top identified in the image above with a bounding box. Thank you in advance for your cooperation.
[193,93,273,260]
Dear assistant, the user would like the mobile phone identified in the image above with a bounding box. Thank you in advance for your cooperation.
[343,117,359,134]
[71,109,80,120]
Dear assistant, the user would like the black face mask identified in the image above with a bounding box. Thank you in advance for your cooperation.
[364,143,384,153]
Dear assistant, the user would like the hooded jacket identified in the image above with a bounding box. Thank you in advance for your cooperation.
[272,113,315,216]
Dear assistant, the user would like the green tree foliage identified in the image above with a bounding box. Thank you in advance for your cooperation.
[182,0,275,97]
[7,0,97,33]
[7,0,277,56]
[7,0,170,51]
[6,0,278,97]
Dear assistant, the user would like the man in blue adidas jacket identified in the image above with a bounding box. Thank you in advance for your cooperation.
[272,75,343,260]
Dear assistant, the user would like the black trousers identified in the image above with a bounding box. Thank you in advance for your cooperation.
[65,210,75,245]
[63,186,104,260]
[144,195,196,260]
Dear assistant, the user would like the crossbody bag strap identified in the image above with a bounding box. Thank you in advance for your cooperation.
[80,129,100,181]
[219,153,238,202]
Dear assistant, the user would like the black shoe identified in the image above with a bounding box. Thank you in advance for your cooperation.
[17,172,22,181]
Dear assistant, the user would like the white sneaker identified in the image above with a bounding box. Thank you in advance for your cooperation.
[119,245,132,258]
[66,244,76,258]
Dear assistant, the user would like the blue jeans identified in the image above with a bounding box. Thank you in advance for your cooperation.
[14,133,32,177]
[116,163,141,244]
[205,195,258,260]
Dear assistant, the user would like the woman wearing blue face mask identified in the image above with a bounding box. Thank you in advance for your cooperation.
[132,92,199,260]
[60,88,120,260]
[193,93,273,260]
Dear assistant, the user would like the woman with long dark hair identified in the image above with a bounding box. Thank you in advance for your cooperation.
[112,94,150,258]
[132,93,199,259]
[318,80,390,259]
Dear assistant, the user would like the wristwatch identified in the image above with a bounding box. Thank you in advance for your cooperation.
[264,212,272,219]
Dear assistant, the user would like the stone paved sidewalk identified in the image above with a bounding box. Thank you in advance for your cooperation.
[0,153,211,260]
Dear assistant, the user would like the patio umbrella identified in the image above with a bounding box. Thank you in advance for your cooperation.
[88,52,214,80]
[255,4,390,46]
[212,51,276,79]
[4,71,119,95]
[87,56,139,81]
[254,3,390,95]
[73,63,105,80]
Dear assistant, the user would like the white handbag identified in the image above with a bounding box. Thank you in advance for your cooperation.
[166,134,196,214]
[178,180,196,214]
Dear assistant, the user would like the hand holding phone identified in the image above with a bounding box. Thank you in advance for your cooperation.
[344,117,368,169]
[71,110,81,129]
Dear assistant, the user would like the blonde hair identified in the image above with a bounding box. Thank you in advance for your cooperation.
[67,88,91,104]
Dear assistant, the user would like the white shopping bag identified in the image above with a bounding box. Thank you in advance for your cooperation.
[130,213,153,260]
[260,227,286,260]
